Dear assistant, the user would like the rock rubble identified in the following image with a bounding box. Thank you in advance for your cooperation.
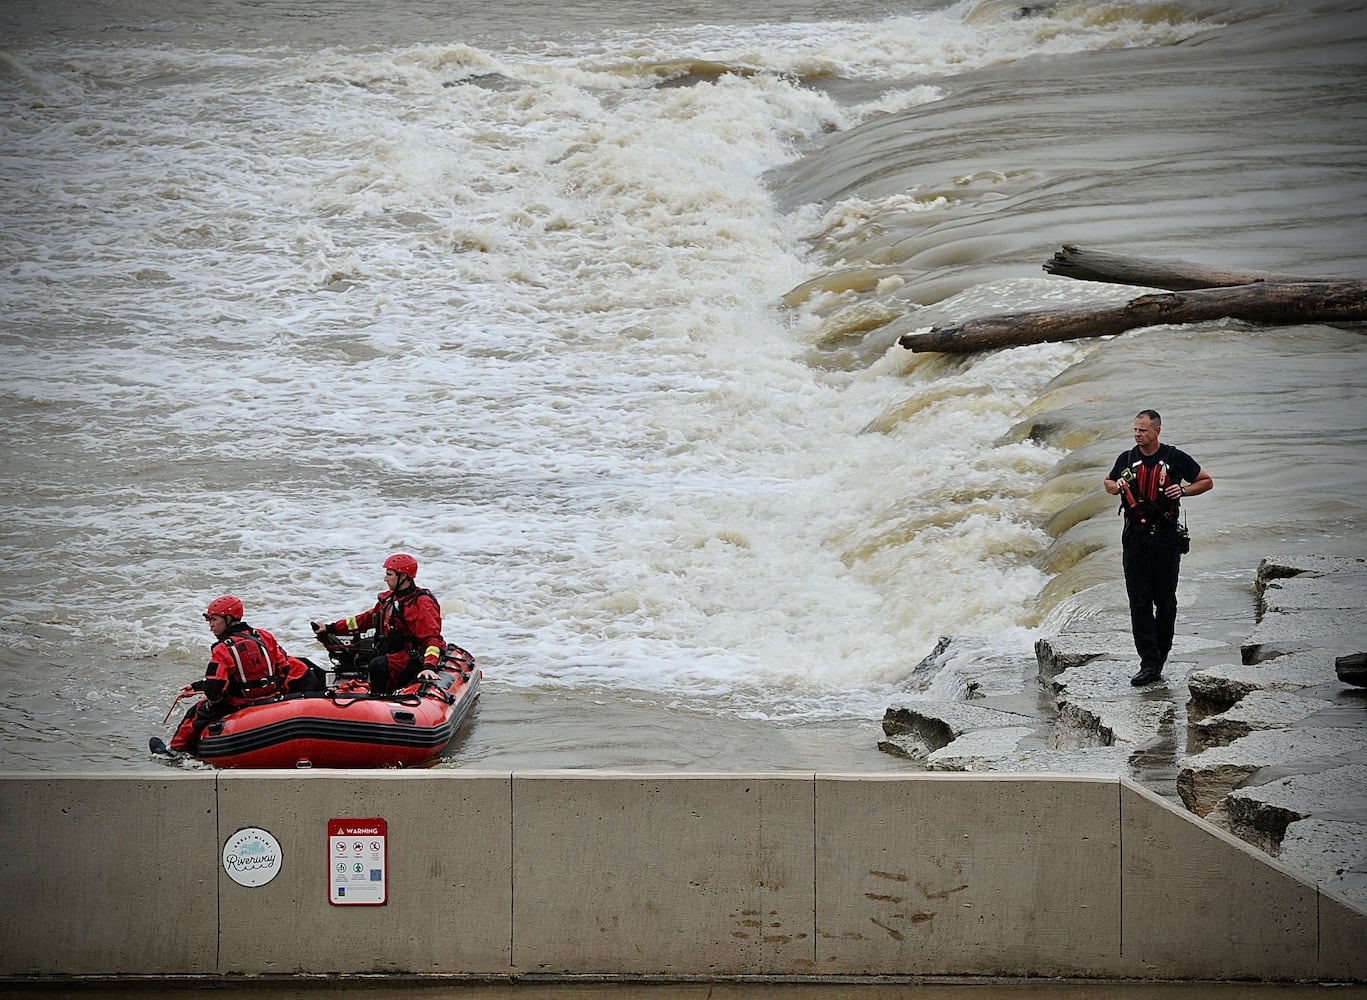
[881,554,1367,908]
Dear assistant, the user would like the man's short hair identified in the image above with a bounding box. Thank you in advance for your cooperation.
[1136,409,1161,425]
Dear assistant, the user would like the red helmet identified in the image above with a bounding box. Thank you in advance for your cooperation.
[204,594,244,620]
[384,553,418,578]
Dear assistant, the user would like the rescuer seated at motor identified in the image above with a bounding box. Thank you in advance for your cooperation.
[311,552,446,695]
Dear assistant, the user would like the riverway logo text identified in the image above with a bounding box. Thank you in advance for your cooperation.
[222,827,283,887]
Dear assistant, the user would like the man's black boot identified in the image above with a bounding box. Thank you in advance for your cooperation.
[1130,666,1162,686]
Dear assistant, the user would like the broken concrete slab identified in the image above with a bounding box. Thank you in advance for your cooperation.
[1277,817,1367,909]
[925,727,1035,769]
[1223,763,1367,855]
[1049,657,1202,699]
[1033,632,1116,680]
[893,634,957,693]
[895,635,1041,701]
[881,701,1039,754]
[882,551,1367,914]
[1188,650,1343,714]
[934,744,1135,775]
[1035,629,1225,681]
[1176,727,1367,817]
[876,732,928,762]
[1193,689,1338,748]
[1260,571,1367,614]
[1255,554,1367,593]
[1338,651,1367,688]
[1045,657,1135,698]
[1050,696,1174,749]
[1242,608,1367,663]
[1244,556,1367,662]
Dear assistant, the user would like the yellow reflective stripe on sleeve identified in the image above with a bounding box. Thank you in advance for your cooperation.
[346,616,360,632]
[424,646,442,660]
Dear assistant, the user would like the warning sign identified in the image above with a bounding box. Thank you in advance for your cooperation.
[328,818,387,906]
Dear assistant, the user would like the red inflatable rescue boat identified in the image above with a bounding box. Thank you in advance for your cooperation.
[191,645,480,769]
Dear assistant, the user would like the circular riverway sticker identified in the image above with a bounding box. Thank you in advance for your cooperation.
[222,827,283,887]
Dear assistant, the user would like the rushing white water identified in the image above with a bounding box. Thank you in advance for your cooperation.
[1,0,1364,770]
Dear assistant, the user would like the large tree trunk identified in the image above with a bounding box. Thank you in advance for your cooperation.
[897,280,1367,354]
[1042,244,1326,290]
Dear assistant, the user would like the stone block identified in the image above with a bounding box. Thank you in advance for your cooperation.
[1242,608,1367,663]
[1338,651,1367,687]
[1261,571,1367,613]
[1188,650,1339,711]
[1278,817,1367,909]
[1255,554,1367,594]
[1223,763,1367,855]
[1047,657,1137,698]
[1051,697,1173,750]
[881,701,1037,754]
[876,732,927,761]
[1176,727,1367,817]
[925,727,1034,769]
[1033,632,1117,680]
[1193,689,1336,748]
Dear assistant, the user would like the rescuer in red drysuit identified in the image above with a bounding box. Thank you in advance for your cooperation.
[169,594,292,751]
[311,553,446,694]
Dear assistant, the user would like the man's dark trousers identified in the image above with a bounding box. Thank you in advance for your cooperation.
[1122,526,1183,675]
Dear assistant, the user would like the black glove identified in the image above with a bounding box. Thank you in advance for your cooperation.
[311,621,331,639]
[190,679,207,692]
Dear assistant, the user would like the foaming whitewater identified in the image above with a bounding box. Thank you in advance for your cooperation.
[3,0,1359,769]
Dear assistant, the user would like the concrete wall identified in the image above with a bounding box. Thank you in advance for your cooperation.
[1,771,1362,982]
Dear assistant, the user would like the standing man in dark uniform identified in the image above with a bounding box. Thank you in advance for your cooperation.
[1103,410,1213,686]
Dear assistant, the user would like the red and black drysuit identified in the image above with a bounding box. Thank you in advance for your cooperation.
[324,584,445,694]
[1109,443,1203,678]
[170,622,290,751]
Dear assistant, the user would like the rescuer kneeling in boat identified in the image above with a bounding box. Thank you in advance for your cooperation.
[312,553,446,695]
[169,595,293,752]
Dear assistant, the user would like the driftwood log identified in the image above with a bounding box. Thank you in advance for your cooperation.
[897,247,1367,354]
[1042,244,1326,290]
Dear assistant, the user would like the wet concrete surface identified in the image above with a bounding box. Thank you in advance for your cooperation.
[3,981,1366,999]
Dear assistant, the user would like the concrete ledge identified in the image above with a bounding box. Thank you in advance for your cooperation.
[814,774,1119,978]
[2,772,1364,984]
[509,772,814,976]
[1118,782,1332,981]
[2,775,219,976]
[216,771,512,975]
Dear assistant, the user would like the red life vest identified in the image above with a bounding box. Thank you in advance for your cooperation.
[378,587,439,650]
[1118,445,1180,528]
[213,627,283,703]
